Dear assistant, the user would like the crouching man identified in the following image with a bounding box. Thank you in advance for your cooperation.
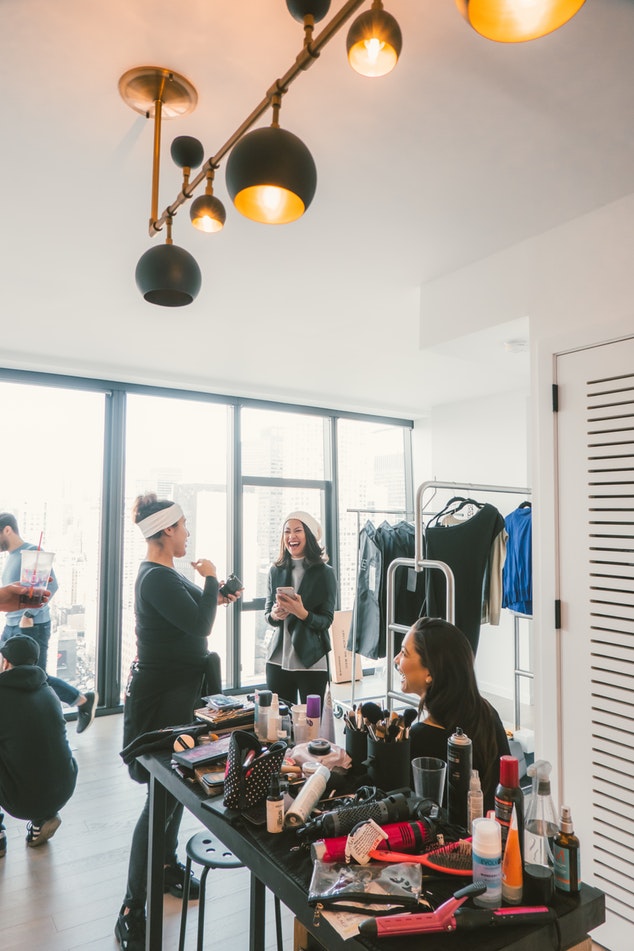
[0,634,78,855]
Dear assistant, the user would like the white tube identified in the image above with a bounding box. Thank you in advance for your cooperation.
[284,764,330,827]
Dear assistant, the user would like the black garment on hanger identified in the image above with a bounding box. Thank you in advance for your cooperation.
[349,520,426,660]
[423,502,505,655]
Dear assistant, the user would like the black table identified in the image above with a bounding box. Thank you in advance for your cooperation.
[140,752,604,951]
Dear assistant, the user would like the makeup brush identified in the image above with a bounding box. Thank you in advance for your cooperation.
[361,701,384,724]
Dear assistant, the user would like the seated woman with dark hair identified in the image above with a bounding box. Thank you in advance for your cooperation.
[394,616,510,811]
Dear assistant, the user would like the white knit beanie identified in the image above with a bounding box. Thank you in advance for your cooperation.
[284,511,322,542]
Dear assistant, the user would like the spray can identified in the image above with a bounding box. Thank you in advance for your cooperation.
[284,764,330,827]
[447,728,472,830]
[495,755,525,859]
[256,690,272,741]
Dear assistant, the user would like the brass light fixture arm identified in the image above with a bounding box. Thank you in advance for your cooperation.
[150,95,164,233]
[149,0,367,236]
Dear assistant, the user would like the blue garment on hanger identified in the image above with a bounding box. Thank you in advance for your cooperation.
[502,504,532,616]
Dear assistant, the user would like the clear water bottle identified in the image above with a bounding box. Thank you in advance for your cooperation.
[524,759,559,867]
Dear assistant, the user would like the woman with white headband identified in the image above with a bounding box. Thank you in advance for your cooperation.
[264,511,337,706]
[116,493,238,951]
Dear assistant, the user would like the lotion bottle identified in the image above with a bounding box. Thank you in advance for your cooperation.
[267,692,281,742]
[472,816,502,908]
[266,775,284,834]
[502,804,523,904]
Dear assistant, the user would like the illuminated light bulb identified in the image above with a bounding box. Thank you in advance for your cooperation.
[455,0,587,43]
[347,5,402,78]
[365,38,384,65]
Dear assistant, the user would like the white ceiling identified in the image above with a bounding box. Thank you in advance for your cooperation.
[1,1,633,418]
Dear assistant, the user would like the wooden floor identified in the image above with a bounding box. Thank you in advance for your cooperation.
[0,712,293,950]
[0,706,607,951]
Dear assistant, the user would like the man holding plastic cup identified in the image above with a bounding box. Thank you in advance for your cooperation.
[0,513,98,733]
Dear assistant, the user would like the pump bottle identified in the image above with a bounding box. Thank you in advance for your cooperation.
[553,805,580,894]
[467,769,484,833]
[524,759,558,867]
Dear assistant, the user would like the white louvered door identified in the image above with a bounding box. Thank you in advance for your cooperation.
[556,336,634,951]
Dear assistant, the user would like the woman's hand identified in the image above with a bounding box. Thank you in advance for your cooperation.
[217,583,242,607]
[270,601,289,621]
[276,590,309,621]
[191,558,217,579]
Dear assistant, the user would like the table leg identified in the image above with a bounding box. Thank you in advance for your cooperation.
[249,871,266,951]
[147,774,167,951]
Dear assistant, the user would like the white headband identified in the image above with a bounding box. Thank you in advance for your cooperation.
[137,503,184,539]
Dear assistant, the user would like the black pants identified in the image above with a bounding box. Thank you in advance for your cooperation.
[265,662,329,706]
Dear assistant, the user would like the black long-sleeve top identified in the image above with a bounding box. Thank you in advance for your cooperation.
[134,561,219,668]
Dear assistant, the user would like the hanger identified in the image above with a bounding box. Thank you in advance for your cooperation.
[518,500,532,509]
[426,496,483,528]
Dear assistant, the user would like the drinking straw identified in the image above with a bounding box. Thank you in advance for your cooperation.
[28,531,44,598]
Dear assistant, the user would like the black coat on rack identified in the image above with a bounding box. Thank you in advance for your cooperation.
[350,520,425,660]
[424,500,505,655]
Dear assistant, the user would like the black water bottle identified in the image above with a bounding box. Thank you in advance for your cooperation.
[447,727,472,831]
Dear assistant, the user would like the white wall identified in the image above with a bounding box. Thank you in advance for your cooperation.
[416,188,634,790]
[412,390,530,720]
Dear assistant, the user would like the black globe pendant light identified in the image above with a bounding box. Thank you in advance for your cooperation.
[135,238,202,307]
[226,123,317,225]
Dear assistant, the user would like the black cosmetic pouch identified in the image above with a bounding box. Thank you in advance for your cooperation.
[223,730,287,810]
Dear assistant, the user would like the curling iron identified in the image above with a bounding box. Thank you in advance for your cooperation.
[359,882,556,937]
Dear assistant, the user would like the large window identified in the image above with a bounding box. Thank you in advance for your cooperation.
[0,380,104,703]
[122,394,229,697]
[239,407,330,686]
[0,370,412,711]
[337,419,411,611]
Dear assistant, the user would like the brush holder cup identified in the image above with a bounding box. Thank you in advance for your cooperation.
[344,728,368,767]
[366,736,411,791]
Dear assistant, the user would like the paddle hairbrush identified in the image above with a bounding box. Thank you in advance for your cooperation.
[369,838,473,877]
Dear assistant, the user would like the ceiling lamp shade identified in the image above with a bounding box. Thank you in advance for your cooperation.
[347,1,402,78]
[190,168,226,233]
[170,135,205,169]
[190,193,226,233]
[456,0,587,43]
[226,126,317,225]
[135,243,202,306]
[286,0,331,23]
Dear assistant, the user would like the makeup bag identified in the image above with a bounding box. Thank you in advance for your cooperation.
[223,730,287,810]
[308,859,423,916]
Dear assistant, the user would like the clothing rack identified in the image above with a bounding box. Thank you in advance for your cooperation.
[345,507,414,709]
[385,479,532,713]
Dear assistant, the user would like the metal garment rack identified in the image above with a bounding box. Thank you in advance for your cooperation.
[385,479,532,713]
[345,507,413,709]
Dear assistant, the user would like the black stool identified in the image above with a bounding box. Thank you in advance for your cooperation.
[177,831,284,951]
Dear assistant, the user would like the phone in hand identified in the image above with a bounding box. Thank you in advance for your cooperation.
[276,586,296,597]
[219,573,243,596]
